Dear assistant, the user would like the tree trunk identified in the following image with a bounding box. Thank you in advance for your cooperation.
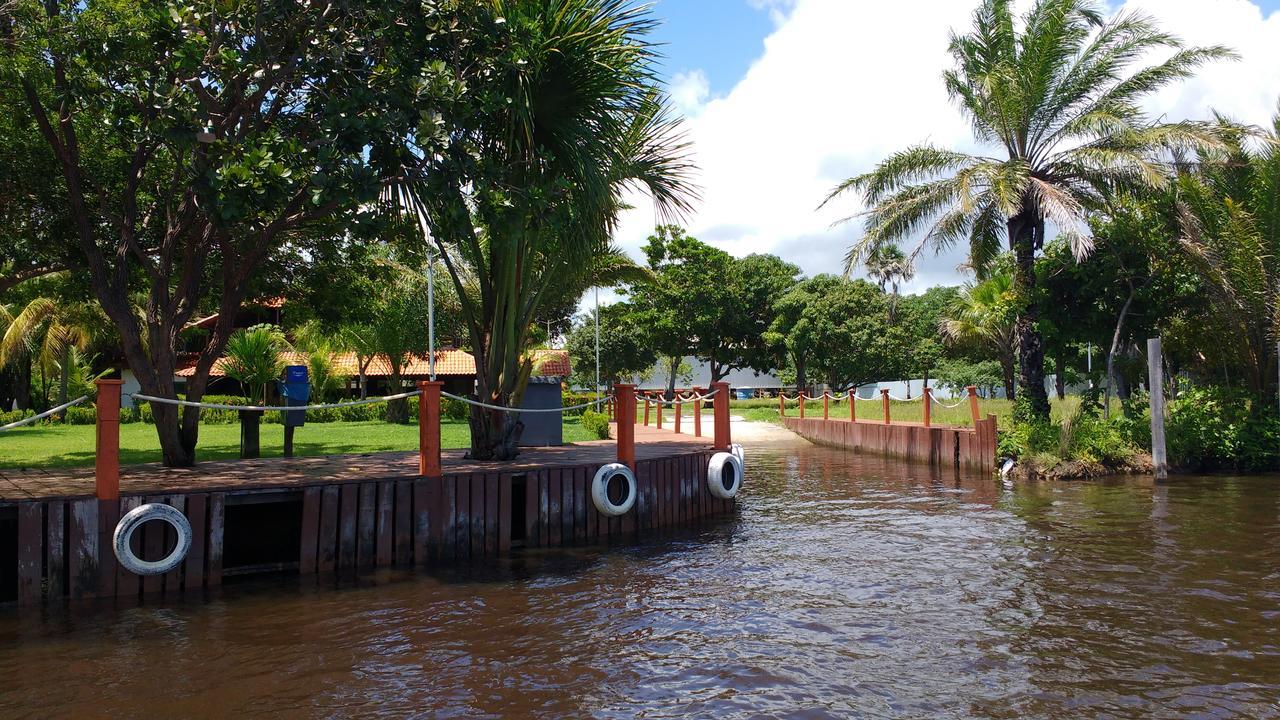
[15,357,31,410]
[1105,287,1135,420]
[1000,351,1016,401]
[794,354,807,394]
[386,366,407,423]
[1009,207,1050,421]
[469,406,522,461]
[666,356,679,399]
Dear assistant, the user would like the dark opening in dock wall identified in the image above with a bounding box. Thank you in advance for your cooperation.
[223,493,303,576]
[1,508,17,603]
[510,474,528,546]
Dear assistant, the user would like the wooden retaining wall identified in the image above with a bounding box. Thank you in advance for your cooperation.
[2,449,728,608]
[782,416,998,474]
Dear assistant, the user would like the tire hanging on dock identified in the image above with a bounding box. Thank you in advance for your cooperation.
[591,463,638,517]
[113,503,192,576]
[708,452,743,500]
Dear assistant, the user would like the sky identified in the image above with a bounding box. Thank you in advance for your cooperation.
[607,0,1280,297]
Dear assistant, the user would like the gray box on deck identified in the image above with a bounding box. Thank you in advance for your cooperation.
[518,376,564,447]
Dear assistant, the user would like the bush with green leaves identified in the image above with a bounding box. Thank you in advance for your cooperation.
[1167,386,1279,472]
[579,410,611,440]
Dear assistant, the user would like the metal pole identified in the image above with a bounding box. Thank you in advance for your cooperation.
[594,286,601,407]
[427,255,436,381]
[1148,337,1168,481]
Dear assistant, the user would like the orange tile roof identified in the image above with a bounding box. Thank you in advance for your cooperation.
[176,349,571,379]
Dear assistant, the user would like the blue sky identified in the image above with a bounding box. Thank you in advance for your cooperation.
[614,0,1280,293]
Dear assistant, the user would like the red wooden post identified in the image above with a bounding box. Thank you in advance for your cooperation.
[418,380,443,477]
[712,381,731,451]
[849,391,857,423]
[799,393,806,419]
[923,386,932,428]
[881,389,891,425]
[94,379,124,501]
[643,396,651,426]
[674,400,682,434]
[656,397,664,429]
[823,392,830,420]
[616,384,636,470]
[967,385,981,427]
[779,392,785,418]
[693,387,703,438]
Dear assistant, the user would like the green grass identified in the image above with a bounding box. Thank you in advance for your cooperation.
[0,420,597,470]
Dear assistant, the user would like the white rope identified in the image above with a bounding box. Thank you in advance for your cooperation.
[931,395,968,409]
[131,390,422,412]
[442,391,611,414]
[641,388,720,406]
[886,393,922,402]
[854,394,880,402]
[0,395,90,431]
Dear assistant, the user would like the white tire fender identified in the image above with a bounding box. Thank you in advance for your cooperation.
[708,451,743,500]
[591,463,638,517]
[113,502,192,576]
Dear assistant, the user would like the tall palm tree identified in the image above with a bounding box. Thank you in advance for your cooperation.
[941,270,1018,400]
[396,0,696,459]
[823,0,1231,420]
[865,243,913,296]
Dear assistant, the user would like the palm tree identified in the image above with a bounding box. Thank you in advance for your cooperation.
[1174,112,1280,410]
[0,297,99,415]
[222,325,289,404]
[941,270,1018,400]
[865,243,913,296]
[396,0,696,459]
[823,0,1231,420]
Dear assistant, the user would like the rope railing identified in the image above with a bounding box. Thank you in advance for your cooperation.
[930,395,968,409]
[130,390,423,413]
[0,395,90,432]
[885,393,923,402]
[441,391,611,414]
[640,388,719,407]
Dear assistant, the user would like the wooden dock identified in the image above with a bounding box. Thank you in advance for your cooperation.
[781,415,997,474]
[0,425,734,609]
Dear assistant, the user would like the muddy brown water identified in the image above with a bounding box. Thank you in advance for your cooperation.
[1,437,1278,718]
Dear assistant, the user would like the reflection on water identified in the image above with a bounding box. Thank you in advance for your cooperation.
[1,439,1278,718]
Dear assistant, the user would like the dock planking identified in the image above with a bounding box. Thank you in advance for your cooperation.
[3,429,734,608]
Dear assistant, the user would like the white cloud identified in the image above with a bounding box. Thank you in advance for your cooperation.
[612,0,1280,297]
[668,69,711,116]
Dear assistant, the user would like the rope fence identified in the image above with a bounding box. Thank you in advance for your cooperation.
[441,391,611,414]
[130,390,424,413]
[0,395,90,432]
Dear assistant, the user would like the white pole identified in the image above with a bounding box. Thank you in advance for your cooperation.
[594,286,601,406]
[427,256,436,381]
[1148,337,1168,481]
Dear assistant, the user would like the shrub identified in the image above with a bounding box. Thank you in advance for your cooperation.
[580,409,612,439]
[1167,386,1279,472]
[64,406,97,425]
[442,397,469,421]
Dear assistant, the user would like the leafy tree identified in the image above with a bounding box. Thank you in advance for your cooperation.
[767,275,910,391]
[5,0,419,465]
[565,302,657,391]
[1173,114,1280,411]
[0,294,103,413]
[394,2,694,459]
[942,270,1018,400]
[897,285,960,389]
[824,0,1231,421]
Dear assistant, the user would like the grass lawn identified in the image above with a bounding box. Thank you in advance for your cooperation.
[0,420,597,470]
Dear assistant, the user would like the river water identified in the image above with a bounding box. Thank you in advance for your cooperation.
[2,436,1278,718]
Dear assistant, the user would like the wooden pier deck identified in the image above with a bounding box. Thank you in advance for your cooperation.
[0,425,711,502]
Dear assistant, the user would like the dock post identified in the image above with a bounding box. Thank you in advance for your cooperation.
[967,386,980,427]
[674,400,682,434]
[94,379,124,501]
[779,393,785,418]
[850,390,857,423]
[643,396,650,426]
[712,381,731,451]
[418,380,443,478]
[799,393,806,419]
[616,384,636,470]
[823,392,830,420]
[923,387,932,427]
[1148,337,1168,481]
[693,387,703,438]
[881,389,891,425]
[656,397,663,429]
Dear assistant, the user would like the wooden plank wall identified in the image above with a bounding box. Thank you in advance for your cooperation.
[4,449,731,608]
[782,416,997,474]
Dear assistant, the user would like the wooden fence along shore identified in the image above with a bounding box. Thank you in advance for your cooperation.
[0,383,736,609]
[776,386,998,474]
